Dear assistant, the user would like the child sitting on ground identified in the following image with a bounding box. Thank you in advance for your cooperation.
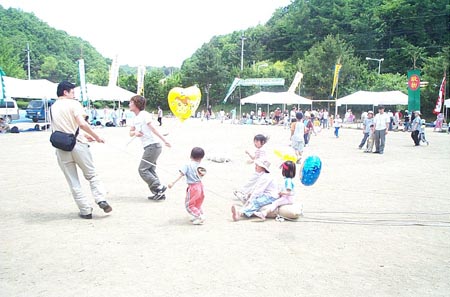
[232,159,279,221]
[168,147,207,225]
[254,160,296,220]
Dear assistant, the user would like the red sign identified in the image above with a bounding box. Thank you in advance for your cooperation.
[408,74,420,91]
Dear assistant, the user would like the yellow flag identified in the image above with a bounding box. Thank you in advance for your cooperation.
[331,64,342,98]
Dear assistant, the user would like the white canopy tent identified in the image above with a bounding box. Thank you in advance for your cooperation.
[3,76,58,99]
[239,91,312,121]
[336,90,408,106]
[445,99,450,107]
[444,99,450,122]
[240,91,312,105]
[74,83,136,102]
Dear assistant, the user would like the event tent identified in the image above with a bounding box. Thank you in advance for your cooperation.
[240,91,312,105]
[74,83,136,102]
[3,76,58,99]
[336,90,408,106]
[445,99,450,107]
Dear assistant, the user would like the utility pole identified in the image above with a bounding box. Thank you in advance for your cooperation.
[240,35,246,72]
[26,42,31,80]
[205,83,211,111]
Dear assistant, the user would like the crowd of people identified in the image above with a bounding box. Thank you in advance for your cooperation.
[13,80,446,224]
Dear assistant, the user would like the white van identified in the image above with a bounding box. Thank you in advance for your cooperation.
[0,98,20,123]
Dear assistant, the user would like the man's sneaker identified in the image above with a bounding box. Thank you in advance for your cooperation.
[98,201,112,213]
[153,185,167,200]
[153,194,166,201]
[79,213,92,219]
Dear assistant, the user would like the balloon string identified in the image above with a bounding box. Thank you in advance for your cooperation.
[103,139,244,203]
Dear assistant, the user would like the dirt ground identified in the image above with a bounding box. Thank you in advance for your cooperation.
[1,117,449,297]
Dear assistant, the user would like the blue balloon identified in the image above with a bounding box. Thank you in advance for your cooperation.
[301,156,322,186]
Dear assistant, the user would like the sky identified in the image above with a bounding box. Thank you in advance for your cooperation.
[1,0,292,67]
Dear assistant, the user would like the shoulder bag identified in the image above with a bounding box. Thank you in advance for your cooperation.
[49,107,79,151]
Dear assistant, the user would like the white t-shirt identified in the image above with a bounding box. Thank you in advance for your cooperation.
[333,118,342,128]
[51,98,87,142]
[374,112,390,130]
[132,110,158,147]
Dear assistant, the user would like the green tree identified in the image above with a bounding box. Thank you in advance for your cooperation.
[0,37,26,78]
[299,35,366,100]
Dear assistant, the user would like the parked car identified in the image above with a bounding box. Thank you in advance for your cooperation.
[26,99,55,122]
[0,97,20,123]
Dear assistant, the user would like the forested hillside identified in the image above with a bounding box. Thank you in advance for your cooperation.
[1,0,449,115]
[0,6,110,85]
[182,0,449,113]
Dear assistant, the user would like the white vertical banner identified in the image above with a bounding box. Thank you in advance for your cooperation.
[78,59,88,104]
[137,65,146,95]
[288,72,304,93]
[108,55,119,87]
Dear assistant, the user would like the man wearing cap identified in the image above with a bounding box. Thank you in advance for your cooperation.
[51,81,112,219]
[358,110,374,149]
[410,110,422,146]
[373,105,390,154]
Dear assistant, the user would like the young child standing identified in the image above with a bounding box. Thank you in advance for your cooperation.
[364,124,375,153]
[291,112,305,164]
[333,114,342,138]
[245,134,268,163]
[254,160,296,221]
[234,134,269,202]
[168,147,206,225]
[231,159,279,221]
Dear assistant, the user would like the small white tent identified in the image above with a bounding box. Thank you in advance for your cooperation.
[240,91,312,105]
[3,76,58,99]
[336,90,408,106]
[75,83,136,102]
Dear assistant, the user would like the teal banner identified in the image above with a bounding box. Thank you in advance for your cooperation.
[223,77,285,103]
[407,69,421,112]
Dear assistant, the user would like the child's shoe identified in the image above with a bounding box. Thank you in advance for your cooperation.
[192,217,204,225]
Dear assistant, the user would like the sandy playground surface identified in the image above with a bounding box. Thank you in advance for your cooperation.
[1,117,450,297]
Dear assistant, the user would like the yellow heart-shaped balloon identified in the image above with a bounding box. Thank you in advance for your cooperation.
[168,86,202,122]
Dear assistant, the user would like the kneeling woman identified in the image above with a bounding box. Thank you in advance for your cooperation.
[231,159,278,221]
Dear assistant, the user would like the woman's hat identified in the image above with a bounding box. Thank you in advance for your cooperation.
[255,159,271,173]
[415,110,421,115]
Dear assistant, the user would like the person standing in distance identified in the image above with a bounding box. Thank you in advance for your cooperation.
[51,81,112,219]
[157,106,163,126]
[373,105,390,154]
[129,95,171,201]
[358,110,374,149]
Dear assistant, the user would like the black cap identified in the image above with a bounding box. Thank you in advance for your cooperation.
[378,105,385,109]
